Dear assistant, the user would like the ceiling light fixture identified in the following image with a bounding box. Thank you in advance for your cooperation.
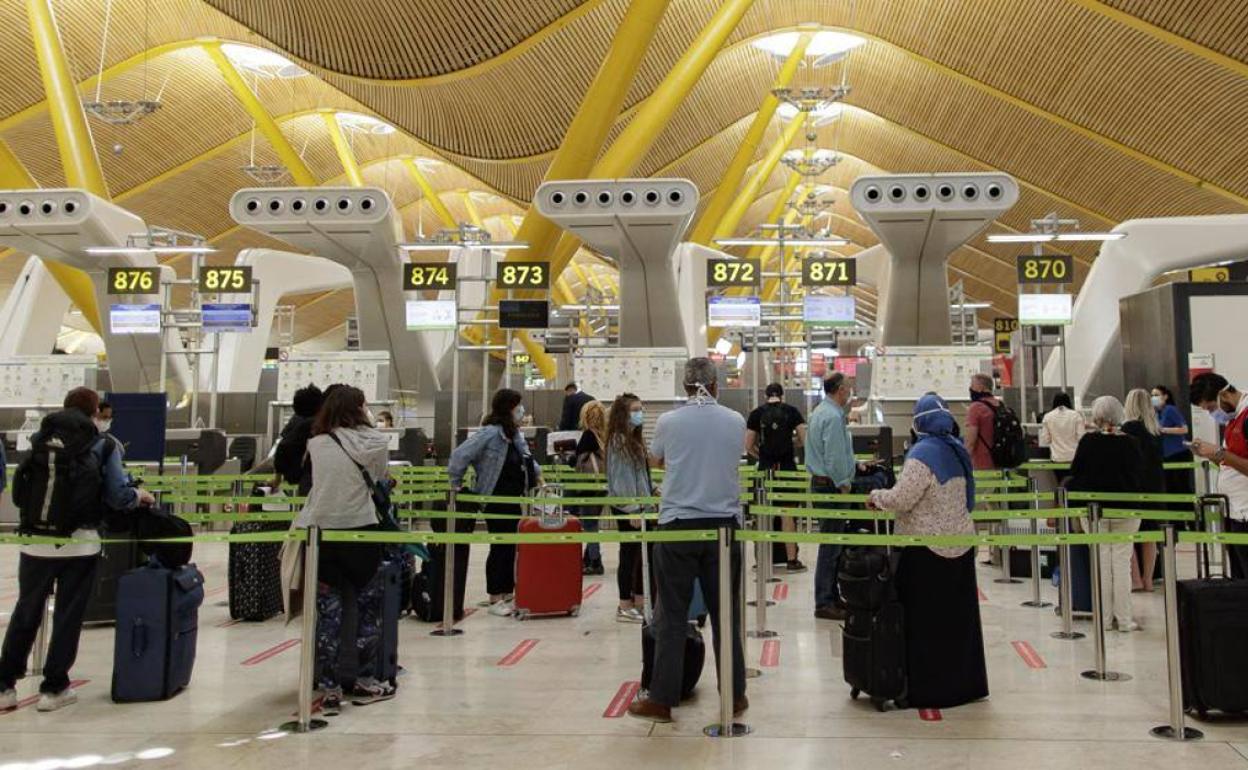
[399,224,528,252]
[83,99,160,125]
[985,232,1125,243]
[752,30,866,61]
[782,147,841,177]
[220,43,307,79]
[336,112,396,135]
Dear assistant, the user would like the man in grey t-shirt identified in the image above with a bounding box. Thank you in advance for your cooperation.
[629,357,747,723]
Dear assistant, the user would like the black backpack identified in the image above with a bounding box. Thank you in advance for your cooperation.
[758,402,794,462]
[13,410,112,537]
[984,401,1028,469]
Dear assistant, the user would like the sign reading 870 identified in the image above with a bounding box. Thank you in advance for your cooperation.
[496,262,550,289]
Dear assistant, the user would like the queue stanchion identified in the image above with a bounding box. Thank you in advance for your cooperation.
[282,526,327,734]
[1081,502,1129,682]
[29,596,52,675]
[1151,524,1203,741]
[432,489,463,638]
[1022,478,1052,608]
[1051,488,1085,640]
[762,470,780,585]
[704,525,749,738]
[994,478,1022,585]
[740,532,761,681]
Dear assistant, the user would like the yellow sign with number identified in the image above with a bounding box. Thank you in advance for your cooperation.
[994,317,1020,334]
[802,257,857,287]
[106,267,160,295]
[198,266,252,293]
[1190,267,1230,283]
[404,263,456,291]
[706,259,759,287]
[496,262,549,289]
[1016,254,1072,285]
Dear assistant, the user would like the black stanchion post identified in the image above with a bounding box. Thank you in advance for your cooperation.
[1051,487,1085,640]
[1151,525,1203,741]
[995,475,1022,585]
[1023,477,1052,608]
[282,526,327,733]
[704,526,750,738]
[1081,502,1129,682]
[432,489,463,638]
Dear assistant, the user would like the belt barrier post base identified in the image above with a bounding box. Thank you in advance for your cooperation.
[1080,503,1130,682]
[1151,525,1203,742]
[280,526,329,734]
[704,526,751,738]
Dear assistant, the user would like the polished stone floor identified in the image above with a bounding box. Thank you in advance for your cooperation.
[0,542,1245,769]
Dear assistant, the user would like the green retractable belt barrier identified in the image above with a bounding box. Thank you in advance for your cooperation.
[1066,491,1199,505]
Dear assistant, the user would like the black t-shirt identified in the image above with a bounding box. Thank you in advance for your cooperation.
[493,440,529,496]
[747,401,805,469]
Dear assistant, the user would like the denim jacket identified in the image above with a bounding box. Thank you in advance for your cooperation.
[448,424,535,495]
[605,437,651,513]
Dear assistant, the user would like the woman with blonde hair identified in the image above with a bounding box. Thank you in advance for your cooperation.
[1122,388,1166,591]
[576,400,608,575]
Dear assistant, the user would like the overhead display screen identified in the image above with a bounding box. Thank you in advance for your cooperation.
[202,303,254,333]
[498,300,550,329]
[405,299,457,330]
[707,296,761,328]
[803,295,856,327]
[1019,293,1073,325]
[109,304,162,335]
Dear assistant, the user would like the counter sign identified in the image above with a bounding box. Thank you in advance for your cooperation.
[199,266,252,293]
[404,263,456,291]
[107,267,161,295]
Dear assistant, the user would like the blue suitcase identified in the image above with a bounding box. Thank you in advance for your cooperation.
[111,562,205,702]
[371,560,402,686]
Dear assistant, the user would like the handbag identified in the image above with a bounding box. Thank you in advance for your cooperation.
[327,432,398,531]
[279,534,304,624]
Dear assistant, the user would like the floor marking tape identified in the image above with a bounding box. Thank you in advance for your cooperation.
[1,679,89,714]
[1011,640,1047,669]
[760,640,780,667]
[977,588,988,602]
[497,638,539,667]
[241,638,300,666]
[772,583,789,601]
[215,618,242,628]
[603,680,640,718]
[583,583,602,600]
[919,708,943,721]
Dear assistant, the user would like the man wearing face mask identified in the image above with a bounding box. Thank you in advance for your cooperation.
[629,358,746,723]
[1189,373,1248,578]
[963,374,1001,472]
[807,372,858,621]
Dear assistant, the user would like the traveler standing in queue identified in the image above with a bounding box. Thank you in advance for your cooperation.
[1038,392,1085,484]
[964,373,1002,472]
[605,393,650,623]
[745,383,808,572]
[559,382,595,432]
[808,372,857,621]
[1122,388,1166,591]
[576,400,608,577]
[274,384,324,496]
[1189,373,1248,578]
[1067,396,1145,632]
[1153,385,1193,501]
[867,394,988,708]
[296,385,394,712]
[449,389,542,616]
[629,358,746,723]
[0,387,154,712]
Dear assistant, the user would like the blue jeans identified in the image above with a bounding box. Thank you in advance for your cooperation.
[579,507,601,562]
[813,484,846,609]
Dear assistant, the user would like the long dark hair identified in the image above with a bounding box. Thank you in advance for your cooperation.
[312,385,370,436]
[483,388,523,439]
[1154,384,1175,407]
[606,393,647,467]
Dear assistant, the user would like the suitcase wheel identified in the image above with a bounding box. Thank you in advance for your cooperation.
[514,609,529,621]
[872,698,887,712]
[850,688,860,701]
[569,605,580,617]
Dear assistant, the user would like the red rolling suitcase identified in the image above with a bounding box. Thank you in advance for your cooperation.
[513,485,583,620]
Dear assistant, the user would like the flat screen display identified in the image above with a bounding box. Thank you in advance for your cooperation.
[1019,293,1073,326]
[498,300,550,329]
[803,295,856,327]
[405,299,457,330]
[109,303,161,335]
[202,302,253,333]
[707,296,761,328]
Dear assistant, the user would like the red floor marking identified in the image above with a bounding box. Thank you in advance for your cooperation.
[241,638,300,666]
[583,583,602,600]
[497,639,539,667]
[918,708,943,722]
[772,583,789,601]
[1011,640,1047,669]
[215,618,242,628]
[603,680,641,718]
[458,608,477,624]
[977,588,988,602]
[0,679,89,715]
[760,640,780,667]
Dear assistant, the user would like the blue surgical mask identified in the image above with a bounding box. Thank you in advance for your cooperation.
[1151,395,1163,409]
[629,410,644,427]
[513,405,525,422]
[1211,407,1231,427]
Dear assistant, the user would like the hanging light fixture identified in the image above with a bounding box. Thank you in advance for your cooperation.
[83,0,162,125]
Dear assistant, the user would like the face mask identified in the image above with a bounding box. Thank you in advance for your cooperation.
[910,406,949,439]
[969,388,985,401]
[1151,395,1163,409]
[629,411,644,427]
[95,418,112,433]
[687,382,713,406]
[1209,407,1231,427]
[513,405,526,422]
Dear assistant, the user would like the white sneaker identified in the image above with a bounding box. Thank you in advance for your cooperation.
[488,600,513,617]
[0,688,16,711]
[616,607,644,624]
[36,688,77,712]
[1116,620,1141,633]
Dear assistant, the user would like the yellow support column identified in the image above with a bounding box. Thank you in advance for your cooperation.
[688,31,812,245]
[712,113,808,242]
[402,157,457,229]
[321,111,364,187]
[201,39,316,186]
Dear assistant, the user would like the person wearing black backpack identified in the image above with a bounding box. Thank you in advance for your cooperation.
[745,383,807,572]
[0,387,153,713]
[273,384,324,496]
[963,373,1027,472]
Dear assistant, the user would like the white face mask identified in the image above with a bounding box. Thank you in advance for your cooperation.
[513,405,526,422]
[1151,395,1163,409]
[687,382,713,406]
[95,418,112,433]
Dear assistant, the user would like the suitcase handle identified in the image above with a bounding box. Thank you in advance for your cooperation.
[131,618,148,659]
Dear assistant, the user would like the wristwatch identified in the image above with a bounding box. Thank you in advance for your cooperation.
[1213,448,1227,464]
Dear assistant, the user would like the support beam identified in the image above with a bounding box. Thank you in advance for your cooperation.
[403,157,457,229]
[688,30,812,245]
[713,114,808,241]
[201,40,317,186]
[321,111,365,187]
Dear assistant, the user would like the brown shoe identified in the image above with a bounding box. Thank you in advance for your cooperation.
[815,605,848,621]
[627,698,672,723]
[733,695,749,716]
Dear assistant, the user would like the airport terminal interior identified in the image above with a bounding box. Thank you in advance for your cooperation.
[1,0,1247,767]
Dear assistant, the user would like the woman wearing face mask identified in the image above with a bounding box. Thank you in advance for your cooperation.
[605,393,651,623]
[1151,385,1193,501]
[866,394,988,709]
[448,388,542,616]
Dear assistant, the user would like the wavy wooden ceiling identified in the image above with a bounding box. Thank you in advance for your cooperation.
[0,0,1244,340]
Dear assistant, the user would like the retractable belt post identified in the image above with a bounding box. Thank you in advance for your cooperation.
[432,488,463,638]
[747,470,776,639]
[1051,487,1085,640]
[1081,502,1130,682]
[704,525,749,738]
[1022,476,1052,609]
[1151,524,1203,741]
[29,595,52,675]
[994,470,1022,585]
[282,525,327,734]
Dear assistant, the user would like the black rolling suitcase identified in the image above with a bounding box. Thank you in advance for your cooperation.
[838,547,907,711]
[640,621,705,701]
[84,537,143,624]
[373,560,402,686]
[227,487,288,621]
[1178,578,1248,718]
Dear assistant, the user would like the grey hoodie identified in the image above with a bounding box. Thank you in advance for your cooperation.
[295,425,391,530]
